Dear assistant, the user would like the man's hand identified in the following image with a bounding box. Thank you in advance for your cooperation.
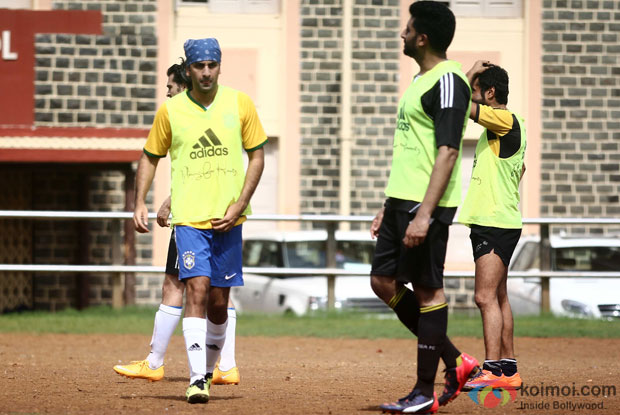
[370,207,385,239]
[402,213,431,248]
[466,60,492,83]
[156,196,171,228]
[133,203,150,233]
[211,200,244,232]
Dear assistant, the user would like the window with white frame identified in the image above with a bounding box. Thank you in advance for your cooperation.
[2,0,32,9]
[178,0,280,14]
[448,0,522,18]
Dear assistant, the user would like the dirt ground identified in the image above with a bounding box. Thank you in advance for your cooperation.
[0,334,618,415]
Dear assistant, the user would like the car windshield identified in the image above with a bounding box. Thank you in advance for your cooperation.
[285,240,375,269]
[554,246,620,271]
[243,240,283,267]
[510,241,620,272]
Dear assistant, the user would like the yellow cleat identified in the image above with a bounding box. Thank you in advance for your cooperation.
[113,360,164,381]
[212,366,240,385]
[186,375,211,404]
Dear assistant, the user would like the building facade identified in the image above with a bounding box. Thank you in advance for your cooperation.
[540,0,620,235]
[1,0,618,312]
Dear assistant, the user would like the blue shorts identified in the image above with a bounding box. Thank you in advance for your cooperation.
[174,225,244,287]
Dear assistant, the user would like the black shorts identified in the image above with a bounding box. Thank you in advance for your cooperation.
[371,198,450,289]
[165,229,180,276]
[469,225,521,267]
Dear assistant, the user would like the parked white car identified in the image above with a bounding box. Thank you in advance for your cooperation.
[232,231,386,315]
[508,235,620,319]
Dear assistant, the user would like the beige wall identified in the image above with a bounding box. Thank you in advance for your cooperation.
[152,0,301,263]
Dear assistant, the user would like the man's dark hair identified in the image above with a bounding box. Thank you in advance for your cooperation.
[167,58,191,89]
[409,1,456,53]
[476,65,509,105]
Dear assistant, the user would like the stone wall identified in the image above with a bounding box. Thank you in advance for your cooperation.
[299,0,400,221]
[34,0,158,127]
[541,0,620,235]
[26,166,155,311]
[31,168,82,311]
[24,0,161,310]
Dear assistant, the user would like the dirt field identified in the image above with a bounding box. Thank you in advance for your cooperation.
[0,334,618,415]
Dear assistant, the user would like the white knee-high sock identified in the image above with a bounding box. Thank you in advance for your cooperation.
[183,317,207,384]
[147,304,182,369]
[206,318,228,374]
[218,308,237,372]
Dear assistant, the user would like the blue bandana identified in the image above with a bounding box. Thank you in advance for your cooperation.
[184,38,222,66]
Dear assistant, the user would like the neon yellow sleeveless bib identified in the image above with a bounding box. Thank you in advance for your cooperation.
[167,87,250,224]
[458,112,526,228]
[385,61,470,207]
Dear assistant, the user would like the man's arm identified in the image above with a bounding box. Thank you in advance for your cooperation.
[133,153,160,233]
[409,70,469,248]
[466,60,491,119]
[211,147,265,232]
[402,145,459,248]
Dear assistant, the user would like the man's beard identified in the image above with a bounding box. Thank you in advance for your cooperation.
[403,34,419,59]
[403,43,418,59]
[473,97,489,106]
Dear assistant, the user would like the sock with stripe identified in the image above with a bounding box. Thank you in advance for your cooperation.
[183,317,207,384]
[218,308,237,372]
[206,318,228,374]
[500,358,518,376]
[483,359,502,376]
[147,304,182,369]
[414,303,448,397]
[390,287,460,369]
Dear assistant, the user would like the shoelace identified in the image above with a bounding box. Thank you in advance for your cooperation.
[191,379,206,389]
[468,369,486,381]
[397,389,420,404]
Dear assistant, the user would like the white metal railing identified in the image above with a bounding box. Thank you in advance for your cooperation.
[2,210,620,225]
[1,210,620,312]
[0,264,619,280]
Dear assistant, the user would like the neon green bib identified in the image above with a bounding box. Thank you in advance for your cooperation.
[458,112,526,228]
[385,61,470,207]
[167,87,250,224]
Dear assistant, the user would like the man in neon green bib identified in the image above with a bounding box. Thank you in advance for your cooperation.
[133,38,267,404]
[460,61,526,392]
[371,2,478,413]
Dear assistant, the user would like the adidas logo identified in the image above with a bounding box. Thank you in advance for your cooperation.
[206,344,221,351]
[190,128,229,159]
[188,343,203,352]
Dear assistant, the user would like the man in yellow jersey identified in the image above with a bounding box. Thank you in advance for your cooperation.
[459,61,526,392]
[370,2,478,413]
[133,38,267,404]
[114,60,241,386]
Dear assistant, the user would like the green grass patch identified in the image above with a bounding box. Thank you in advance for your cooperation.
[0,306,618,338]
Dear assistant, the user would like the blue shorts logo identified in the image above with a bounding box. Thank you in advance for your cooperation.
[182,251,196,270]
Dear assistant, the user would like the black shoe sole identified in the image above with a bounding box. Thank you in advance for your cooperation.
[187,393,209,404]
